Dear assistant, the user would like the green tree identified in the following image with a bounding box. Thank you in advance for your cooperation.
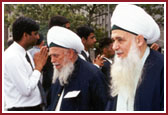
[4,4,164,51]
[137,4,164,26]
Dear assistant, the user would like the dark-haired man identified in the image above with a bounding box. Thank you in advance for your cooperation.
[28,33,45,58]
[4,17,48,111]
[99,38,115,86]
[49,15,70,29]
[76,26,96,63]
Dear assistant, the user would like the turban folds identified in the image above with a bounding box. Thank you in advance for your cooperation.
[47,26,84,54]
[111,4,160,44]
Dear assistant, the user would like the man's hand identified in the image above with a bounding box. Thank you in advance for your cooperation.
[34,46,48,72]
[150,43,159,51]
[93,54,105,67]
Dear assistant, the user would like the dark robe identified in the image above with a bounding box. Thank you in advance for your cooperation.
[81,50,92,63]
[106,49,164,111]
[42,56,53,93]
[101,58,112,86]
[46,57,109,111]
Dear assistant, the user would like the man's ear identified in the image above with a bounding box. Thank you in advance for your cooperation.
[22,32,28,40]
[68,49,76,60]
[136,35,145,47]
[103,47,107,55]
[23,32,30,38]
[81,37,86,44]
[23,32,27,37]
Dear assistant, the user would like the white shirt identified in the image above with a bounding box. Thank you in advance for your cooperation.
[116,47,150,111]
[103,57,113,64]
[28,46,40,58]
[55,89,64,111]
[78,49,89,61]
[28,46,43,83]
[4,42,42,109]
[78,50,101,68]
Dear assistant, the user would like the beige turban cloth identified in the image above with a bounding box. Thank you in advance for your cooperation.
[111,4,160,44]
[47,26,84,54]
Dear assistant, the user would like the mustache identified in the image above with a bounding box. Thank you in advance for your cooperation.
[115,50,123,54]
[52,63,59,66]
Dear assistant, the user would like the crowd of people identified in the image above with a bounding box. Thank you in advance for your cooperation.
[4,4,164,111]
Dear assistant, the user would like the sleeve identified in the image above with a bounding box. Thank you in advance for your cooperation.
[6,55,41,96]
[160,66,164,111]
[89,69,110,110]
[78,54,86,61]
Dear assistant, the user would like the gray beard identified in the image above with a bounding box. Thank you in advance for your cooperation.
[110,40,143,98]
[52,62,74,86]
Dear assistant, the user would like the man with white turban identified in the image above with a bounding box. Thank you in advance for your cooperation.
[46,26,109,111]
[106,4,164,111]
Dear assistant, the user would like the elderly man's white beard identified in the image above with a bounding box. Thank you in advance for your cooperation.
[110,40,143,99]
[52,61,74,86]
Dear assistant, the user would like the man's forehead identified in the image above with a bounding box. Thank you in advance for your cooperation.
[31,31,38,34]
[65,23,70,29]
[111,30,125,38]
[111,29,135,39]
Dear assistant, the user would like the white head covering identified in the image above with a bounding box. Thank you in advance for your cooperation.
[47,26,84,54]
[111,4,160,44]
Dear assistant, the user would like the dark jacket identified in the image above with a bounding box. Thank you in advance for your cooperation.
[106,49,164,111]
[47,57,109,111]
[101,58,112,86]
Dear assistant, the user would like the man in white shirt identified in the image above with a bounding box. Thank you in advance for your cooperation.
[28,33,45,58]
[4,17,48,111]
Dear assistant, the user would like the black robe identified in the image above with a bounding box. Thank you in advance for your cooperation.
[101,58,112,86]
[46,57,110,111]
[106,49,164,111]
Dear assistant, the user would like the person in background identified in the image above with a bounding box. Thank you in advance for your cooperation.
[99,37,115,86]
[28,33,45,57]
[42,15,71,96]
[106,4,164,111]
[7,36,14,47]
[76,26,96,63]
[48,15,70,29]
[4,17,48,111]
[76,26,104,67]
[46,26,109,111]
[149,42,162,53]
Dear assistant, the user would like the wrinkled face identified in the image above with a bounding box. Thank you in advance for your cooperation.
[28,31,39,46]
[84,33,96,49]
[111,30,136,59]
[49,47,70,70]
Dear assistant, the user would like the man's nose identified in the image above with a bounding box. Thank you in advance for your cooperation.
[93,38,97,42]
[37,34,40,39]
[113,41,119,51]
[50,56,55,63]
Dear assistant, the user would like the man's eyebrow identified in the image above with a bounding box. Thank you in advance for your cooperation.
[112,36,123,40]
[90,36,95,39]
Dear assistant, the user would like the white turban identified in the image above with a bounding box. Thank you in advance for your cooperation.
[111,4,160,44]
[47,26,84,54]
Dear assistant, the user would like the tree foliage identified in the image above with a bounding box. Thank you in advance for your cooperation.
[4,4,164,48]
